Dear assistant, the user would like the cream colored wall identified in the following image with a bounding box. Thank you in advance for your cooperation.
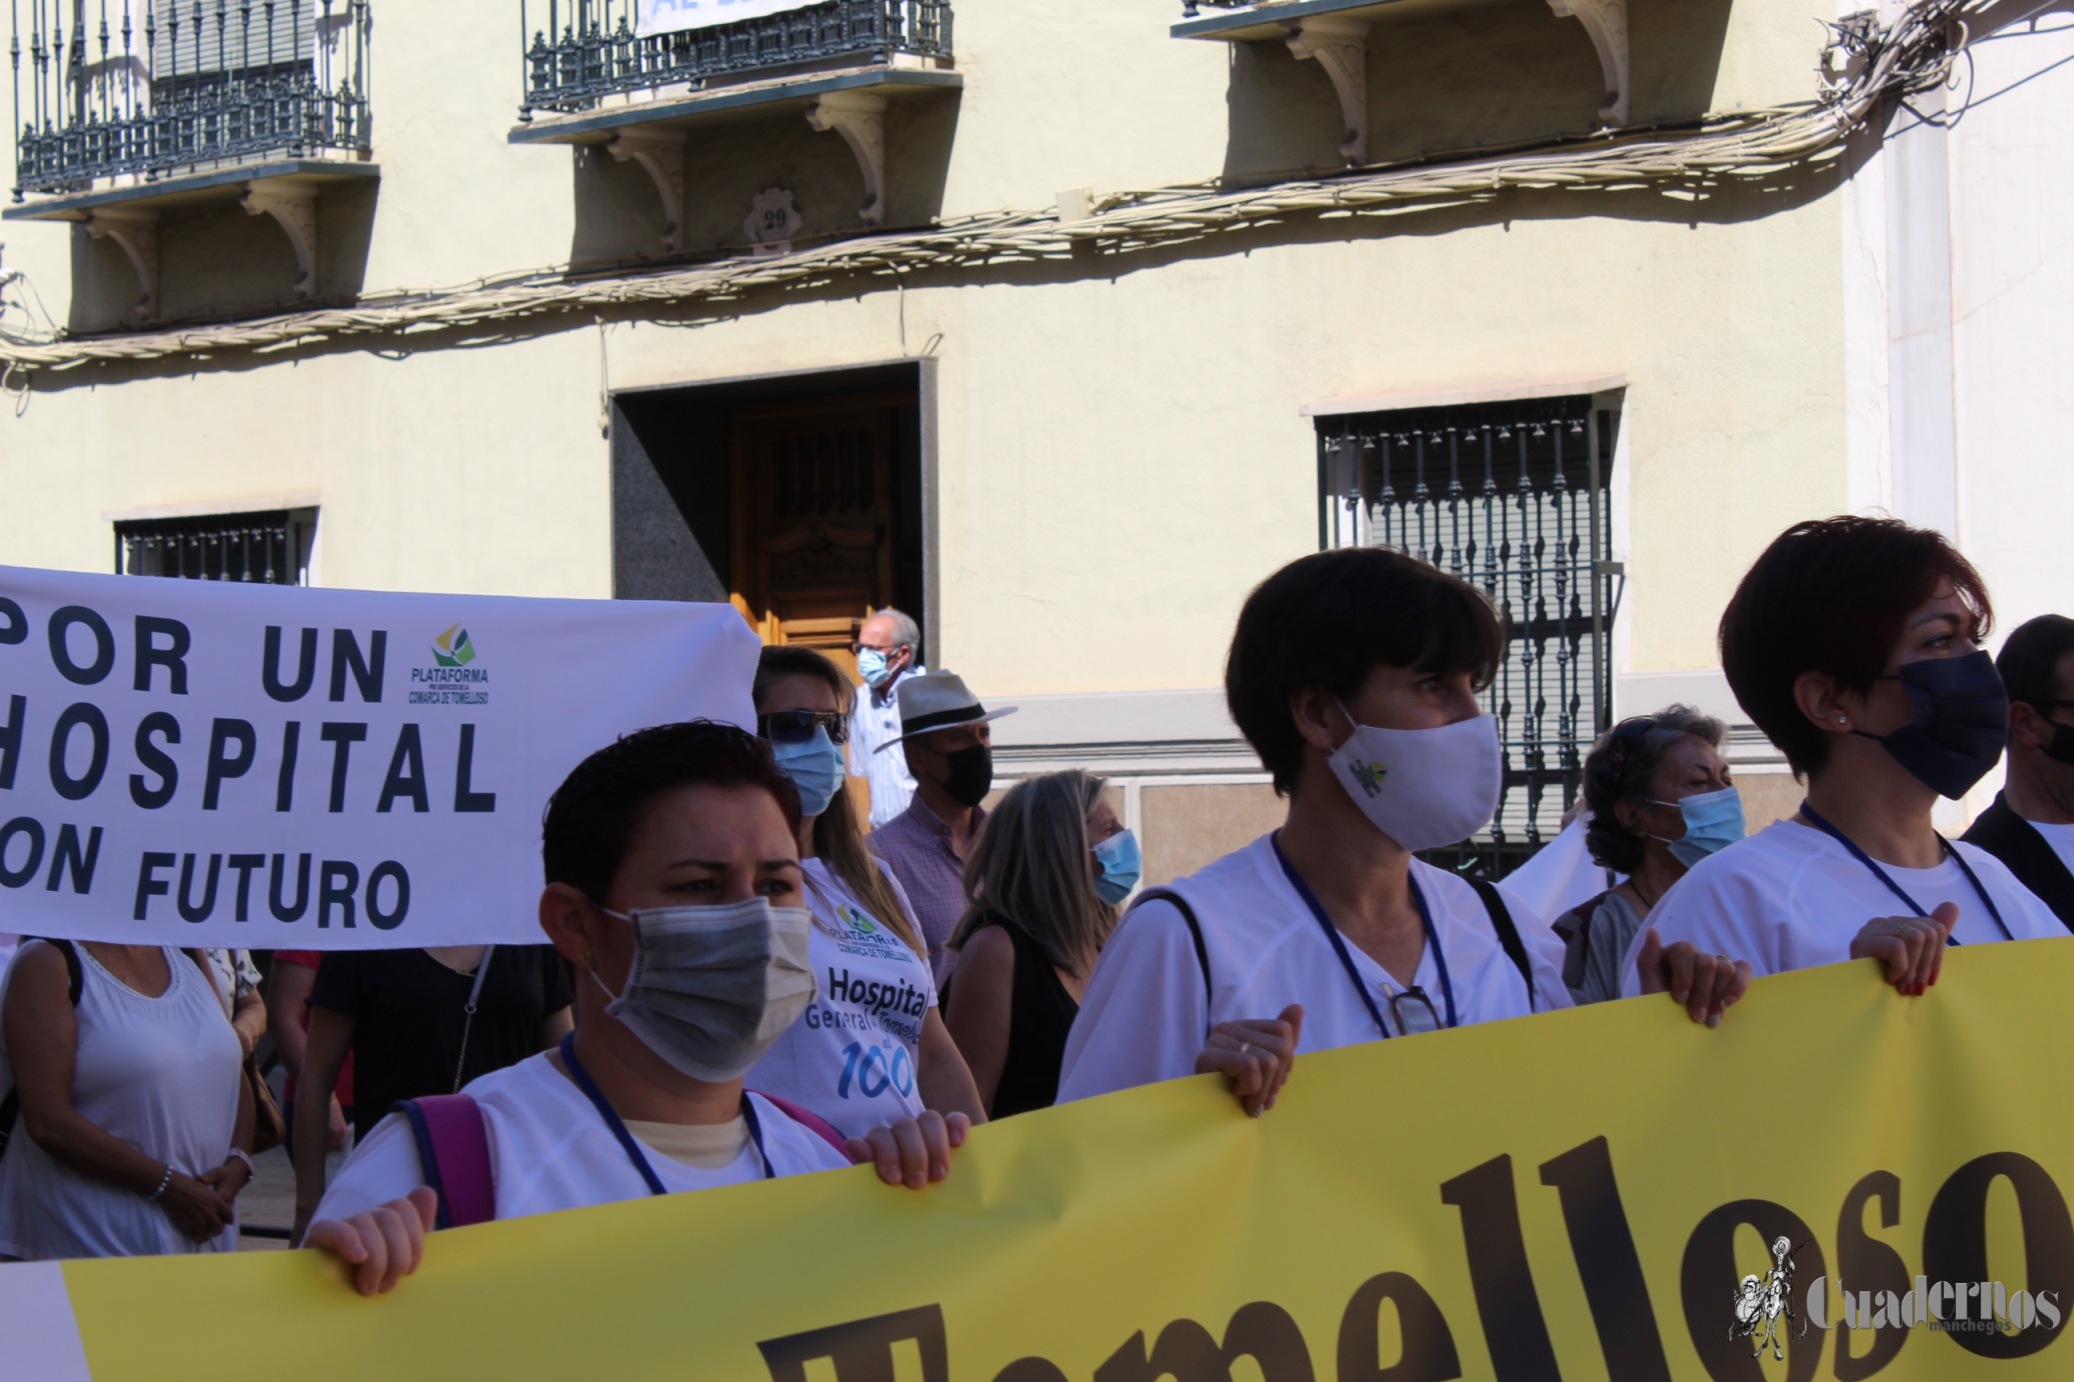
[3,0,1848,697]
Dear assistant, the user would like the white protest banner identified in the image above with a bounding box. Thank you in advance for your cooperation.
[0,567,759,948]
[637,0,813,37]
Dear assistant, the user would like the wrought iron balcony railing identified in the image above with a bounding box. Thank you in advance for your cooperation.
[11,1,372,201]
[519,0,953,119]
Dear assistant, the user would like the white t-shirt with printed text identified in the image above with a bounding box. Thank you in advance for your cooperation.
[1057,833,1571,1103]
[746,858,938,1138]
[311,1050,850,1226]
[1616,818,2069,996]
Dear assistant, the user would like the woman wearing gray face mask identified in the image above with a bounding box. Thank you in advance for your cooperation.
[300,722,969,1298]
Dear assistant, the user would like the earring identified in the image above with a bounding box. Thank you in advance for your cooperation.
[1837,716,1848,725]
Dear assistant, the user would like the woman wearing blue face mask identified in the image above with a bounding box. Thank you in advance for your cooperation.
[748,648,987,1139]
[942,772,1126,1117]
[1555,706,1744,1005]
[1620,517,2068,1003]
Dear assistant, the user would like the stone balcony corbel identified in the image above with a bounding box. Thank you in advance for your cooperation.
[1547,0,1630,127]
[806,91,889,227]
[1283,16,1371,167]
[606,129,688,253]
[84,207,160,320]
[240,179,322,299]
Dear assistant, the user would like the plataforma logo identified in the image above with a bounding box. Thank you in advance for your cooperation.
[432,623,477,668]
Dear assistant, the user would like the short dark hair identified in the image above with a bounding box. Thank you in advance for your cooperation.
[1226,547,1506,794]
[1997,614,2074,713]
[541,721,802,902]
[1719,516,1993,778]
[1581,706,1725,874]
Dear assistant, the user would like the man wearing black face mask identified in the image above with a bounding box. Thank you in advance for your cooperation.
[868,673,1018,985]
[1961,615,2074,931]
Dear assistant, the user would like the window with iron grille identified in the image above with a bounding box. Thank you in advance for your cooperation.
[1315,394,1620,878]
[114,508,315,585]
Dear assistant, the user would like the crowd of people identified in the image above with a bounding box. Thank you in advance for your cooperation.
[2,513,2070,1293]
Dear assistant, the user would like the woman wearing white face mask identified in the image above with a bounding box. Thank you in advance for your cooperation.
[748,648,987,1139]
[1057,549,1747,1113]
[301,722,966,1296]
[1555,707,1745,1005]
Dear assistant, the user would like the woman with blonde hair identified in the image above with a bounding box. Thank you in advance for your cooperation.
[748,646,986,1138]
[943,771,1131,1117]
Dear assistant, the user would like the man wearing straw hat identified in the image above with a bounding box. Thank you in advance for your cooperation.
[867,672,1018,984]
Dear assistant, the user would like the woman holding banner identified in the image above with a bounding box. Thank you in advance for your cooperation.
[1057,548,1746,1114]
[747,647,987,1137]
[1621,516,2065,995]
[303,722,965,1296]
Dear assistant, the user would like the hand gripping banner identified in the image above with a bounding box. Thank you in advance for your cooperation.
[7,939,2073,1381]
[0,565,758,947]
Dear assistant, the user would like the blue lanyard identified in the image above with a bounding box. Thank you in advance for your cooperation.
[557,1034,773,1190]
[1797,802,2012,942]
[1271,834,1457,1036]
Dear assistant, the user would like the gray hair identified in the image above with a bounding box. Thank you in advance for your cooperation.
[873,607,921,653]
[1581,704,1726,874]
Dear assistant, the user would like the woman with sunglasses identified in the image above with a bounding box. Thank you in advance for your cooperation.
[747,647,987,1138]
[1620,517,2066,1000]
[1556,707,1743,1005]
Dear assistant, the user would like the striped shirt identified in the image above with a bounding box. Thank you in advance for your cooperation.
[850,664,924,829]
[868,794,986,986]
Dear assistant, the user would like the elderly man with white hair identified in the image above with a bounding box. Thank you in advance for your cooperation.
[849,608,926,829]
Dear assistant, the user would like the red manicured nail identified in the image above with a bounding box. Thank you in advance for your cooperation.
[1930,972,1939,986]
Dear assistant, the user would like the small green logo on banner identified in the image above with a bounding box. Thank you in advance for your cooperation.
[432,624,477,668]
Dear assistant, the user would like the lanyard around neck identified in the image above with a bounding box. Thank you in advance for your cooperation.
[1797,802,2011,942]
[1271,834,1457,1036]
[557,1034,773,1191]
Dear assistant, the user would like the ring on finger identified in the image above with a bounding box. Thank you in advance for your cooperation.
[1237,1040,1253,1055]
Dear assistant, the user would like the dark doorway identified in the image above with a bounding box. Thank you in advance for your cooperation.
[610,361,930,671]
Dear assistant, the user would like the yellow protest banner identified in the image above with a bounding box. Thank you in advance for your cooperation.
[36,938,2074,1382]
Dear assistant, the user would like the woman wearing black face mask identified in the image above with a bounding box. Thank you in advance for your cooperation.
[1620,516,2066,1000]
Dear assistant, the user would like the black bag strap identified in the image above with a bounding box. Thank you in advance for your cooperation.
[1128,887,1211,1019]
[1468,879,1537,1007]
[0,939,85,1162]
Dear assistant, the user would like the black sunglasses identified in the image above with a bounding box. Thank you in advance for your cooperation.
[758,710,849,746]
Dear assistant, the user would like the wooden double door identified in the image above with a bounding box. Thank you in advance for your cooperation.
[729,394,907,683]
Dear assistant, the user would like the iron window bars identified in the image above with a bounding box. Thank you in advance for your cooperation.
[116,508,312,584]
[1316,393,1618,880]
[519,0,952,118]
[12,1,372,200]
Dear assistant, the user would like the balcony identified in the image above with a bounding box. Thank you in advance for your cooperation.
[1171,0,1630,170]
[519,0,953,118]
[6,1,378,323]
[11,0,373,197]
[512,1,960,264]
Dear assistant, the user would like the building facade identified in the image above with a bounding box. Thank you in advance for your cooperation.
[4,0,2068,884]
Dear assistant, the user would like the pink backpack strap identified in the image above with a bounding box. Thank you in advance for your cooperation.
[750,1093,854,1160]
[399,1095,495,1229]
